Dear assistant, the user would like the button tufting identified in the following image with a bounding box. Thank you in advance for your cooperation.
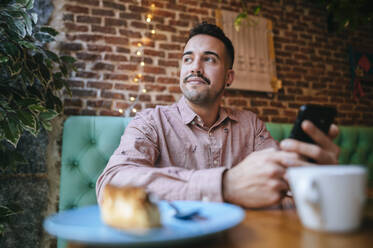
[90,138,96,144]
[73,160,79,167]
[88,182,95,189]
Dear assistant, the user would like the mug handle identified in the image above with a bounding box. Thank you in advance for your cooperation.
[299,178,320,205]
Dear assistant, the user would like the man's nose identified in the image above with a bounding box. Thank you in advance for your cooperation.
[190,59,203,75]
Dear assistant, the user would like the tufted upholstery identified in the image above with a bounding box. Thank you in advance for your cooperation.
[58,116,373,247]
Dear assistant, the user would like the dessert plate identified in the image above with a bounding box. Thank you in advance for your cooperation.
[44,201,245,246]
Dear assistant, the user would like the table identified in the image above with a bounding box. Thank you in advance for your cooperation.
[68,193,373,248]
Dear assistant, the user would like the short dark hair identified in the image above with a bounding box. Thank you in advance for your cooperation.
[187,22,235,69]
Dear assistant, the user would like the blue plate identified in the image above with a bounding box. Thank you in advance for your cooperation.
[44,201,245,246]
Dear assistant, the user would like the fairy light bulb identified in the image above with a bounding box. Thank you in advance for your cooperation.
[140,61,145,66]
[132,108,137,113]
[151,3,155,8]
[118,109,123,114]
[134,78,138,83]
[142,89,147,93]
[136,50,142,56]
[146,14,152,23]
[137,73,142,78]
[151,29,156,34]
[137,42,142,47]
[130,96,135,101]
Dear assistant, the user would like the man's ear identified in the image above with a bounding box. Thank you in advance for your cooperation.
[225,69,234,88]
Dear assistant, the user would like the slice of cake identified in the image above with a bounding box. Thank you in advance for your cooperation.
[100,185,161,230]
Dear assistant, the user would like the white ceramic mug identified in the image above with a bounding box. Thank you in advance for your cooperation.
[287,165,367,233]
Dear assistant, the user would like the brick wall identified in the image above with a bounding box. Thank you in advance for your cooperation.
[57,0,373,126]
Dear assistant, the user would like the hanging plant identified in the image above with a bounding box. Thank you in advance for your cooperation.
[0,0,75,170]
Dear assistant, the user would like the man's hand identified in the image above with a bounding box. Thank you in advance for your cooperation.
[280,120,340,164]
[222,148,308,208]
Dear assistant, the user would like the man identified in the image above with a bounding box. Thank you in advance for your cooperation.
[96,22,339,208]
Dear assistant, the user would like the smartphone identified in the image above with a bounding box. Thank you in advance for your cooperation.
[289,104,337,144]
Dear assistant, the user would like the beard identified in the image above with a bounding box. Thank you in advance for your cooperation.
[180,79,225,105]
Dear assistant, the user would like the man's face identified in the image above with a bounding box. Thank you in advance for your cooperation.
[180,34,234,106]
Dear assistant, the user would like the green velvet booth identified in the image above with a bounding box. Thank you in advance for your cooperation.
[57,116,373,247]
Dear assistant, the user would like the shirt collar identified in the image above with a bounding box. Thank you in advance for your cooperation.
[177,96,239,125]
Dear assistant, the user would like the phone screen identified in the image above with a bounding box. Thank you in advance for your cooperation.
[289,104,337,144]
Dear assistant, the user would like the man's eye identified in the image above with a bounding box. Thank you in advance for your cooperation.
[183,57,192,63]
[205,57,216,63]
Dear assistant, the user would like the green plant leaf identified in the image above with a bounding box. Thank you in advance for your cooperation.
[254,5,261,15]
[44,50,60,63]
[3,42,20,61]
[18,40,36,49]
[234,12,248,31]
[1,117,22,147]
[39,109,58,121]
[34,32,55,43]
[30,12,37,24]
[60,55,76,64]
[0,56,9,63]
[25,0,34,10]
[41,119,52,131]
[39,26,59,36]
[39,63,52,84]
[17,110,37,134]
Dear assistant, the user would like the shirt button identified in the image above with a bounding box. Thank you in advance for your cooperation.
[213,160,218,165]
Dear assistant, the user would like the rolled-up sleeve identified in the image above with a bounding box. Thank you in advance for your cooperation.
[96,114,226,204]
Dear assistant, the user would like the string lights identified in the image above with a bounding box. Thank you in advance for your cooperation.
[120,1,156,117]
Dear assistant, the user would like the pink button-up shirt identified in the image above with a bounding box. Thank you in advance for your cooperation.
[96,97,278,203]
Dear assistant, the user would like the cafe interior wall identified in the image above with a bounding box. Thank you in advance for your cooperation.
[1,0,372,248]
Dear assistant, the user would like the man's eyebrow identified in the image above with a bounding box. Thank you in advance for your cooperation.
[182,51,220,59]
[204,51,220,59]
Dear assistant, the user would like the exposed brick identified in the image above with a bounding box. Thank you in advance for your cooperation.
[156,24,177,33]
[119,29,142,38]
[64,108,80,115]
[114,83,139,91]
[171,35,187,43]
[128,5,148,13]
[159,43,181,51]
[72,34,104,42]
[119,12,141,20]
[168,20,189,27]
[166,3,187,12]
[103,0,125,10]
[75,71,99,79]
[117,64,138,71]
[87,81,113,89]
[104,36,129,45]
[115,101,129,109]
[64,98,82,107]
[158,60,179,67]
[76,15,101,24]
[64,22,89,32]
[143,66,166,74]
[104,54,128,62]
[81,109,97,115]
[179,13,198,21]
[91,8,115,16]
[168,52,183,59]
[187,7,208,15]
[168,86,182,93]
[251,100,268,107]
[63,13,73,21]
[144,49,165,58]
[87,100,112,109]
[67,79,84,88]
[60,42,83,51]
[104,74,128,81]
[154,9,175,18]
[142,75,155,83]
[145,85,167,92]
[156,94,175,102]
[92,62,115,71]
[64,4,89,14]
[67,0,99,6]
[228,99,247,107]
[131,21,147,29]
[99,110,122,116]
[87,44,112,52]
[129,56,153,64]
[157,77,178,84]
[76,52,101,61]
[101,91,125,99]
[92,25,116,34]
[71,89,97,97]
[105,18,127,27]
[116,47,131,53]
